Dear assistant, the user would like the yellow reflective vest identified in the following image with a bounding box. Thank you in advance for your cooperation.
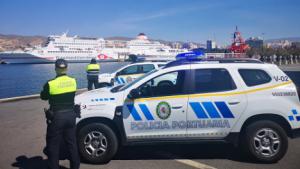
[86,64,100,71]
[48,75,77,95]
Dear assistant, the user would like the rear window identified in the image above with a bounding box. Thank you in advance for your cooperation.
[193,69,236,93]
[141,64,155,73]
[119,65,139,75]
[239,69,271,86]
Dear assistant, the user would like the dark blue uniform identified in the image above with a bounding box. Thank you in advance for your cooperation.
[41,74,80,169]
[86,60,100,90]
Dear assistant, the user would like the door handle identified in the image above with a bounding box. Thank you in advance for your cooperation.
[228,101,240,105]
[172,106,183,109]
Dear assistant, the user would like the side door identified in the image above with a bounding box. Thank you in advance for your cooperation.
[187,67,247,138]
[123,70,189,139]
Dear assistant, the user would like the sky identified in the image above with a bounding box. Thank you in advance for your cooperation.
[0,0,300,45]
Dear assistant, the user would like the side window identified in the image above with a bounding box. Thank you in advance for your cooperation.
[239,69,271,87]
[138,70,186,97]
[194,69,236,93]
[141,64,155,73]
[119,65,138,75]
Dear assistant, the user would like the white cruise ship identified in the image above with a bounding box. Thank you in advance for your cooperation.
[0,33,111,64]
[127,33,187,60]
[0,33,188,64]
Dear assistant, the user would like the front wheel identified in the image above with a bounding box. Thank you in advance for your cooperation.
[241,120,288,163]
[78,123,118,164]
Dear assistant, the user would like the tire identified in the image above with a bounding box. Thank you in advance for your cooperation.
[241,120,288,163]
[78,123,118,164]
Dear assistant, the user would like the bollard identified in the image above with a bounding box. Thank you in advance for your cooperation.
[279,56,282,65]
[264,56,267,63]
[272,55,276,64]
[285,56,288,65]
[257,55,261,61]
[290,55,293,65]
[274,55,277,65]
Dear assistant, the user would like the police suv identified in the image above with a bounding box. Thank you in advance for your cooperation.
[75,55,300,164]
[98,62,166,87]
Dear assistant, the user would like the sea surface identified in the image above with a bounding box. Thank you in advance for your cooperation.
[0,62,128,99]
[0,62,300,99]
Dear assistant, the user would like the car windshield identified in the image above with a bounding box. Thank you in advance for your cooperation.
[111,69,158,93]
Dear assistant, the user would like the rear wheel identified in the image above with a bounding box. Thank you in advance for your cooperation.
[241,120,288,163]
[78,123,118,164]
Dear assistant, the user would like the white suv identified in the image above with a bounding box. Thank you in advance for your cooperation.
[98,62,166,87]
[75,58,300,164]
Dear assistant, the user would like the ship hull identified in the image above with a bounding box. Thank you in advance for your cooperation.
[0,53,117,64]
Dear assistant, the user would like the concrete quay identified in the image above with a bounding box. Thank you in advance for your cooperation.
[0,63,300,169]
[1,97,300,169]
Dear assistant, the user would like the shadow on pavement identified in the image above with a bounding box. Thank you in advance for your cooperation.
[113,143,253,163]
[11,155,68,169]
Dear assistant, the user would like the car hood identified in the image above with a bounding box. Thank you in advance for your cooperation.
[75,87,124,116]
[98,73,114,78]
[75,87,114,104]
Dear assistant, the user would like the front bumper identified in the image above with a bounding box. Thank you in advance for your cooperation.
[291,128,300,138]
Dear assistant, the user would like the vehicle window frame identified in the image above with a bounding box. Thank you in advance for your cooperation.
[238,69,272,87]
[190,68,237,94]
[158,64,166,68]
[117,69,159,92]
[140,64,155,73]
[118,65,139,76]
[136,69,191,98]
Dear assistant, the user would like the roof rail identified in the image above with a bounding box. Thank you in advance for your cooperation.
[164,58,263,68]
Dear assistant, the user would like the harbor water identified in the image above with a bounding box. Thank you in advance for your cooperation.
[0,62,128,99]
[0,62,300,99]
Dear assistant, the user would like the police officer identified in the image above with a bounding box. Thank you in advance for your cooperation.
[41,59,80,169]
[86,58,100,90]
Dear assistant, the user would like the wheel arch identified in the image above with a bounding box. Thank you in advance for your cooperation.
[76,117,122,143]
[240,113,293,138]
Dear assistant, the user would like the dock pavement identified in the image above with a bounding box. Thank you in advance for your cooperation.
[1,64,300,169]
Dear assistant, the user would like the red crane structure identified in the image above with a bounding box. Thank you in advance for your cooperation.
[229,26,249,54]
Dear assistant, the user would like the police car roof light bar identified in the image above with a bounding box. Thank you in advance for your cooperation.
[175,51,205,61]
[165,57,263,68]
[164,51,205,68]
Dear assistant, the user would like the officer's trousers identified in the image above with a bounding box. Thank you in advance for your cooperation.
[87,76,99,90]
[46,112,80,169]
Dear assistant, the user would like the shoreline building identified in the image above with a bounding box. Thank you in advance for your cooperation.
[246,37,264,49]
[207,40,216,51]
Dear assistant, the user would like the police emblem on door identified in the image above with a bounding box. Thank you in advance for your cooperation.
[156,102,171,120]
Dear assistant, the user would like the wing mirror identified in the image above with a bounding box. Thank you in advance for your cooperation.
[128,88,140,99]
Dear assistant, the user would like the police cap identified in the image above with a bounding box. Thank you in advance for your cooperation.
[91,58,96,64]
[55,59,68,69]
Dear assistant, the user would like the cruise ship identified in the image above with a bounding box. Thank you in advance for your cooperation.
[0,33,111,64]
[0,33,188,64]
[127,33,187,61]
